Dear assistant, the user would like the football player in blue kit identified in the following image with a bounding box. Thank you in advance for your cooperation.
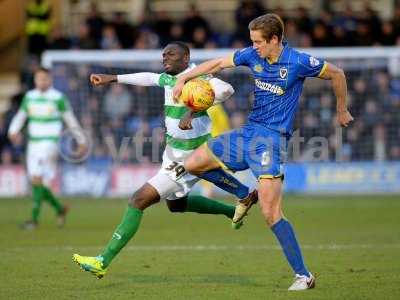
[173,14,354,290]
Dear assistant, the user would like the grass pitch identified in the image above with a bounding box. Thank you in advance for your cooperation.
[0,195,399,299]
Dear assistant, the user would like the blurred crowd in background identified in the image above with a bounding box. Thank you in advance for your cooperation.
[1,0,400,165]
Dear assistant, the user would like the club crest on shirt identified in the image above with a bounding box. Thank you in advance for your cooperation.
[279,67,288,79]
[309,56,320,67]
[253,64,263,73]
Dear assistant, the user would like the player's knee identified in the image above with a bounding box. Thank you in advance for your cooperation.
[259,194,281,226]
[166,198,187,213]
[129,184,160,210]
[31,176,43,186]
[128,192,152,210]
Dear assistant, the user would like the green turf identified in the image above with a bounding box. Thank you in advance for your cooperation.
[0,195,399,299]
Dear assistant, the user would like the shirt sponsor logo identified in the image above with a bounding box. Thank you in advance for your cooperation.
[255,79,284,95]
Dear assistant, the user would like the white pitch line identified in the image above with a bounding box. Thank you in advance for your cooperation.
[4,244,400,252]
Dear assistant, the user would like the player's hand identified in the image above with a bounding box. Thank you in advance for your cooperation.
[8,133,22,145]
[76,143,89,158]
[172,78,185,103]
[337,110,354,127]
[179,111,194,130]
[90,74,116,86]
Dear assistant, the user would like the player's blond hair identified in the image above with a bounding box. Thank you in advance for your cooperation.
[248,13,284,42]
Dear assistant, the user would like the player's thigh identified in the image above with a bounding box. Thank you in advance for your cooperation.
[184,144,220,174]
[205,128,249,172]
[246,127,286,180]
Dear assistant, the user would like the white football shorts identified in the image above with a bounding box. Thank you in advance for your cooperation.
[26,141,58,186]
[148,145,201,200]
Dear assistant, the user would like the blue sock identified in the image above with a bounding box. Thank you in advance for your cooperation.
[199,168,249,199]
[271,218,309,276]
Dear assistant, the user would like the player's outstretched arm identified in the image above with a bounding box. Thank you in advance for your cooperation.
[173,55,234,101]
[319,62,354,127]
[90,73,160,87]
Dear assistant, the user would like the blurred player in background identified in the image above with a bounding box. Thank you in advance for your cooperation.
[173,14,354,290]
[8,68,86,230]
[72,42,257,279]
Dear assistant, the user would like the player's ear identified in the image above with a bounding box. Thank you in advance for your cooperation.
[183,54,190,64]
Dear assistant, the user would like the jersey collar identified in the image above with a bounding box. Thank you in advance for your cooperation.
[266,42,288,65]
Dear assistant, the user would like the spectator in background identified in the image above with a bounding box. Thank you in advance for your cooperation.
[182,4,211,44]
[100,24,121,50]
[284,19,302,47]
[104,85,131,121]
[48,26,71,49]
[25,0,52,56]
[234,0,265,43]
[380,21,396,45]
[134,29,159,49]
[152,11,174,47]
[111,12,137,48]
[168,23,184,44]
[311,21,331,47]
[295,6,313,34]
[85,2,105,47]
[354,21,374,46]
[71,23,97,49]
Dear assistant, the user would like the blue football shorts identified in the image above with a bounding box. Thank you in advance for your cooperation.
[207,122,289,179]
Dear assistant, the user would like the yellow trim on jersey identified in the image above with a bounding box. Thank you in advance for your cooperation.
[317,62,328,78]
[204,143,230,170]
[230,53,236,66]
[207,104,231,137]
[258,174,284,181]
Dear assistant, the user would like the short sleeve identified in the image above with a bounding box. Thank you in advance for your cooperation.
[57,95,71,112]
[297,52,327,78]
[233,47,254,67]
[158,73,177,87]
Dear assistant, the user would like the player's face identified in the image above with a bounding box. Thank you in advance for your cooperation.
[34,71,52,91]
[162,45,189,75]
[250,30,278,59]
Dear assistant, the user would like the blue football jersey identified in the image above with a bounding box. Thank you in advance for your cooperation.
[233,42,326,135]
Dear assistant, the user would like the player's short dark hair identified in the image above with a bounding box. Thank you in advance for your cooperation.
[35,67,50,75]
[168,41,190,56]
[248,13,284,42]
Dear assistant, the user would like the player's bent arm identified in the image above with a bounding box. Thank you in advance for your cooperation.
[117,73,160,86]
[319,62,354,126]
[209,78,234,104]
[318,62,347,112]
[8,110,27,138]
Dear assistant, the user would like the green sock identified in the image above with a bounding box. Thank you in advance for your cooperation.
[100,206,143,268]
[32,185,44,222]
[186,195,235,219]
[42,186,63,214]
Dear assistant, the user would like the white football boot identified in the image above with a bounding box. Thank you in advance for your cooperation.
[288,273,316,291]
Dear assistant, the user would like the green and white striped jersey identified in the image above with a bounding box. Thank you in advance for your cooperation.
[16,88,70,142]
[158,72,212,151]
